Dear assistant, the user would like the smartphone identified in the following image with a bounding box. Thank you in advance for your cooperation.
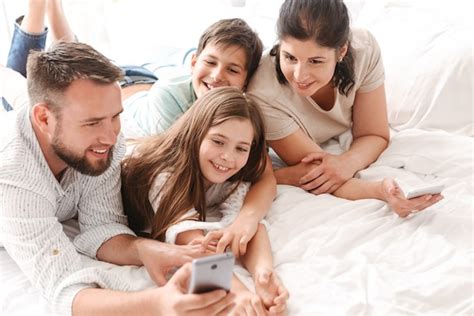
[188,252,234,294]
[405,184,445,199]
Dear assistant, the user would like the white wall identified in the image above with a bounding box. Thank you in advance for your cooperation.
[0,0,287,66]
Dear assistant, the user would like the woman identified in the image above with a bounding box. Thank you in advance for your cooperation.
[247,0,442,217]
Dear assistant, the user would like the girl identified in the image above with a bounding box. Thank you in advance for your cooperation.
[246,0,443,217]
[122,18,275,260]
[122,87,288,315]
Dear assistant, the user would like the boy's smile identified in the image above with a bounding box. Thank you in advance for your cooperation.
[191,43,248,98]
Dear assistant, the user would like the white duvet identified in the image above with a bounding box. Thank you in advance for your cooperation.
[1,0,472,314]
[1,129,472,315]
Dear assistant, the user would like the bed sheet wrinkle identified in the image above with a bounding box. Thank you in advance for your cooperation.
[1,134,471,315]
[1,1,472,314]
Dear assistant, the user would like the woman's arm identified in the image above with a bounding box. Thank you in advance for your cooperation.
[273,85,390,194]
[345,84,390,170]
[269,129,323,186]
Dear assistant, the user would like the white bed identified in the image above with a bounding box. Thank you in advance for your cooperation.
[1,0,472,315]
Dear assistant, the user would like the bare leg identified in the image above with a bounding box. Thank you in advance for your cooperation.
[21,0,47,34]
[241,224,288,314]
[46,0,75,42]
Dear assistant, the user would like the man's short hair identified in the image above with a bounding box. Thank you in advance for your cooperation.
[196,18,263,85]
[26,41,123,113]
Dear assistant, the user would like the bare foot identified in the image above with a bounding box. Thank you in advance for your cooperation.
[254,268,289,315]
[381,178,443,218]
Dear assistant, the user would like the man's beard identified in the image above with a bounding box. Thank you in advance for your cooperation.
[51,135,113,177]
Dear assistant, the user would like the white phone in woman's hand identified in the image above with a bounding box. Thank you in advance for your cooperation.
[405,184,445,199]
[188,252,234,294]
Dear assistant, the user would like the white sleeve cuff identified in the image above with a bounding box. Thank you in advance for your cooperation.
[165,220,222,244]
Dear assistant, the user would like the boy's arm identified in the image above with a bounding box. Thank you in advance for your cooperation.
[238,154,276,222]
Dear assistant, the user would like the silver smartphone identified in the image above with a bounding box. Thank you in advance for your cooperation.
[188,252,235,294]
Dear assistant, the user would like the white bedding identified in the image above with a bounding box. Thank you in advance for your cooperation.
[1,129,472,315]
[1,0,473,315]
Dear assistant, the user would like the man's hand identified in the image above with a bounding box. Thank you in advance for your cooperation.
[152,263,235,316]
[135,238,206,285]
[299,152,356,194]
[201,213,259,258]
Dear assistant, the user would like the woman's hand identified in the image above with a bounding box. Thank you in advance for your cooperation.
[298,152,356,194]
[201,214,259,258]
[382,179,444,217]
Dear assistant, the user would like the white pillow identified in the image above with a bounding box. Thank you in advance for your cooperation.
[354,0,473,136]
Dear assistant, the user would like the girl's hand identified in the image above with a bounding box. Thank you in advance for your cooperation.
[299,152,356,194]
[189,236,217,253]
[254,269,289,316]
[229,290,268,316]
[202,214,259,258]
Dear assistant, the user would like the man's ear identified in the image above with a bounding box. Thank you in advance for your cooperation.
[31,103,55,137]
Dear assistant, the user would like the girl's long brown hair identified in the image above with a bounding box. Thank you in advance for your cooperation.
[121,87,267,241]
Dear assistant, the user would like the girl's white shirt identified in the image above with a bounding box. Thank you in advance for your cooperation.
[148,172,266,244]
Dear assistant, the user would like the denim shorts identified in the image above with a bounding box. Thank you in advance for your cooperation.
[1,97,13,111]
[6,16,48,78]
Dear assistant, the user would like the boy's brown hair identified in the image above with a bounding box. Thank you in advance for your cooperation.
[196,18,263,85]
[26,41,123,114]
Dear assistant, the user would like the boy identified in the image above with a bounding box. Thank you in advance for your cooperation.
[122,18,263,136]
[123,18,275,262]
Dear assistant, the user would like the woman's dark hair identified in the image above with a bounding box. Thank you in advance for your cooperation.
[270,0,355,96]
